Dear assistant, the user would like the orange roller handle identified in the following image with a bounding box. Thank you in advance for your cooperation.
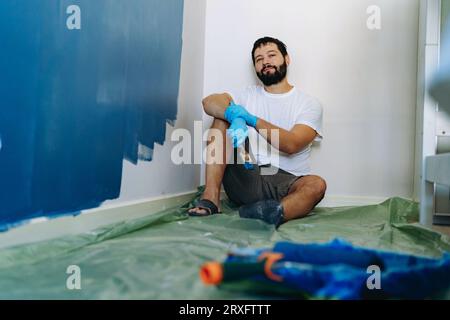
[200,252,284,286]
[258,252,284,282]
[200,261,224,285]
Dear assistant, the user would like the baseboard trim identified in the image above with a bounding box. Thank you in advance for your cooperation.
[316,195,396,207]
[0,190,197,249]
[220,191,392,208]
[434,214,450,226]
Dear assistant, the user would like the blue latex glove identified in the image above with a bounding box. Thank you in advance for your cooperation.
[227,117,248,148]
[224,102,258,128]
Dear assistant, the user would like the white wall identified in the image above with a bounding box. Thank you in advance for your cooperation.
[433,0,450,214]
[202,0,420,200]
[101,0,207,207]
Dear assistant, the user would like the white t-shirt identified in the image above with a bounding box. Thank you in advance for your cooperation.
[229,85,323,177]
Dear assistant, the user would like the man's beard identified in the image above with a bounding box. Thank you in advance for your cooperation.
[256,61,288,86]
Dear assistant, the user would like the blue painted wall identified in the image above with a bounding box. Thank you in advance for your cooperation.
[0,0,184,229]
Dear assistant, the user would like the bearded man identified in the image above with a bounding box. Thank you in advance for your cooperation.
[188,37,326,227]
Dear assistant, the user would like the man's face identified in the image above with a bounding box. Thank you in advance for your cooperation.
[253,43,289,86]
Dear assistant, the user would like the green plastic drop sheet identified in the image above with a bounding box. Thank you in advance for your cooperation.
[0,189,449,299]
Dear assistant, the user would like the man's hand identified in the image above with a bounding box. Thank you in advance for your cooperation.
[227,117,248,148]
[224,102,258,128]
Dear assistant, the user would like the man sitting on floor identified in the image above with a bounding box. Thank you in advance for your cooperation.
[188,37,327,227]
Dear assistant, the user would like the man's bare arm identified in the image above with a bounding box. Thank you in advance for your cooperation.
[256,119,318,155]
[203,95,317,154]
[202,93,233,120]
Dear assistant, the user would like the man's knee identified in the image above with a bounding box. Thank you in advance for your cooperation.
[313,176,327,200]
[291,175,327,202]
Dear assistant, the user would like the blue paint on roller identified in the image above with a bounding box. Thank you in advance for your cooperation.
[0,0,184,229]
[220,239,450,299]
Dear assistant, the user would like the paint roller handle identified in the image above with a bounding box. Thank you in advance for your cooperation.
[226,118,248,148]
[225,102,255,169]
[200,253,284,285]
[243,137,254,170]
[227,120,254,169]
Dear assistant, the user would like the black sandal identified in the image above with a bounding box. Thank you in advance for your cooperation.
[188,199,220,217]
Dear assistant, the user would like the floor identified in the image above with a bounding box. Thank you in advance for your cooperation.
[433,225,450,236]
[0,195,449,299]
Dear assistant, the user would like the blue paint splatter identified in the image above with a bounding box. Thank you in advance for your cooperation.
[0,0,184,229]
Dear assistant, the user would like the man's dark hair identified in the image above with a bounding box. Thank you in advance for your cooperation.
[252,37,288,65]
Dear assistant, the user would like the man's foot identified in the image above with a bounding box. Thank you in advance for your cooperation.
[238,199,285,227]
[188,194,221,217]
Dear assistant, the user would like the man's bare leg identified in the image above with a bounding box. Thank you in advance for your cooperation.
[281,175,327,221]
[188,118,231,215]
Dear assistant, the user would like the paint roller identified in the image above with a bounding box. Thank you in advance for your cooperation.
[226,101,254,170]
[199,252,284,286]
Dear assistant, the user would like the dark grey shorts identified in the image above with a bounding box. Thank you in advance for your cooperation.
[222,164,303,206]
